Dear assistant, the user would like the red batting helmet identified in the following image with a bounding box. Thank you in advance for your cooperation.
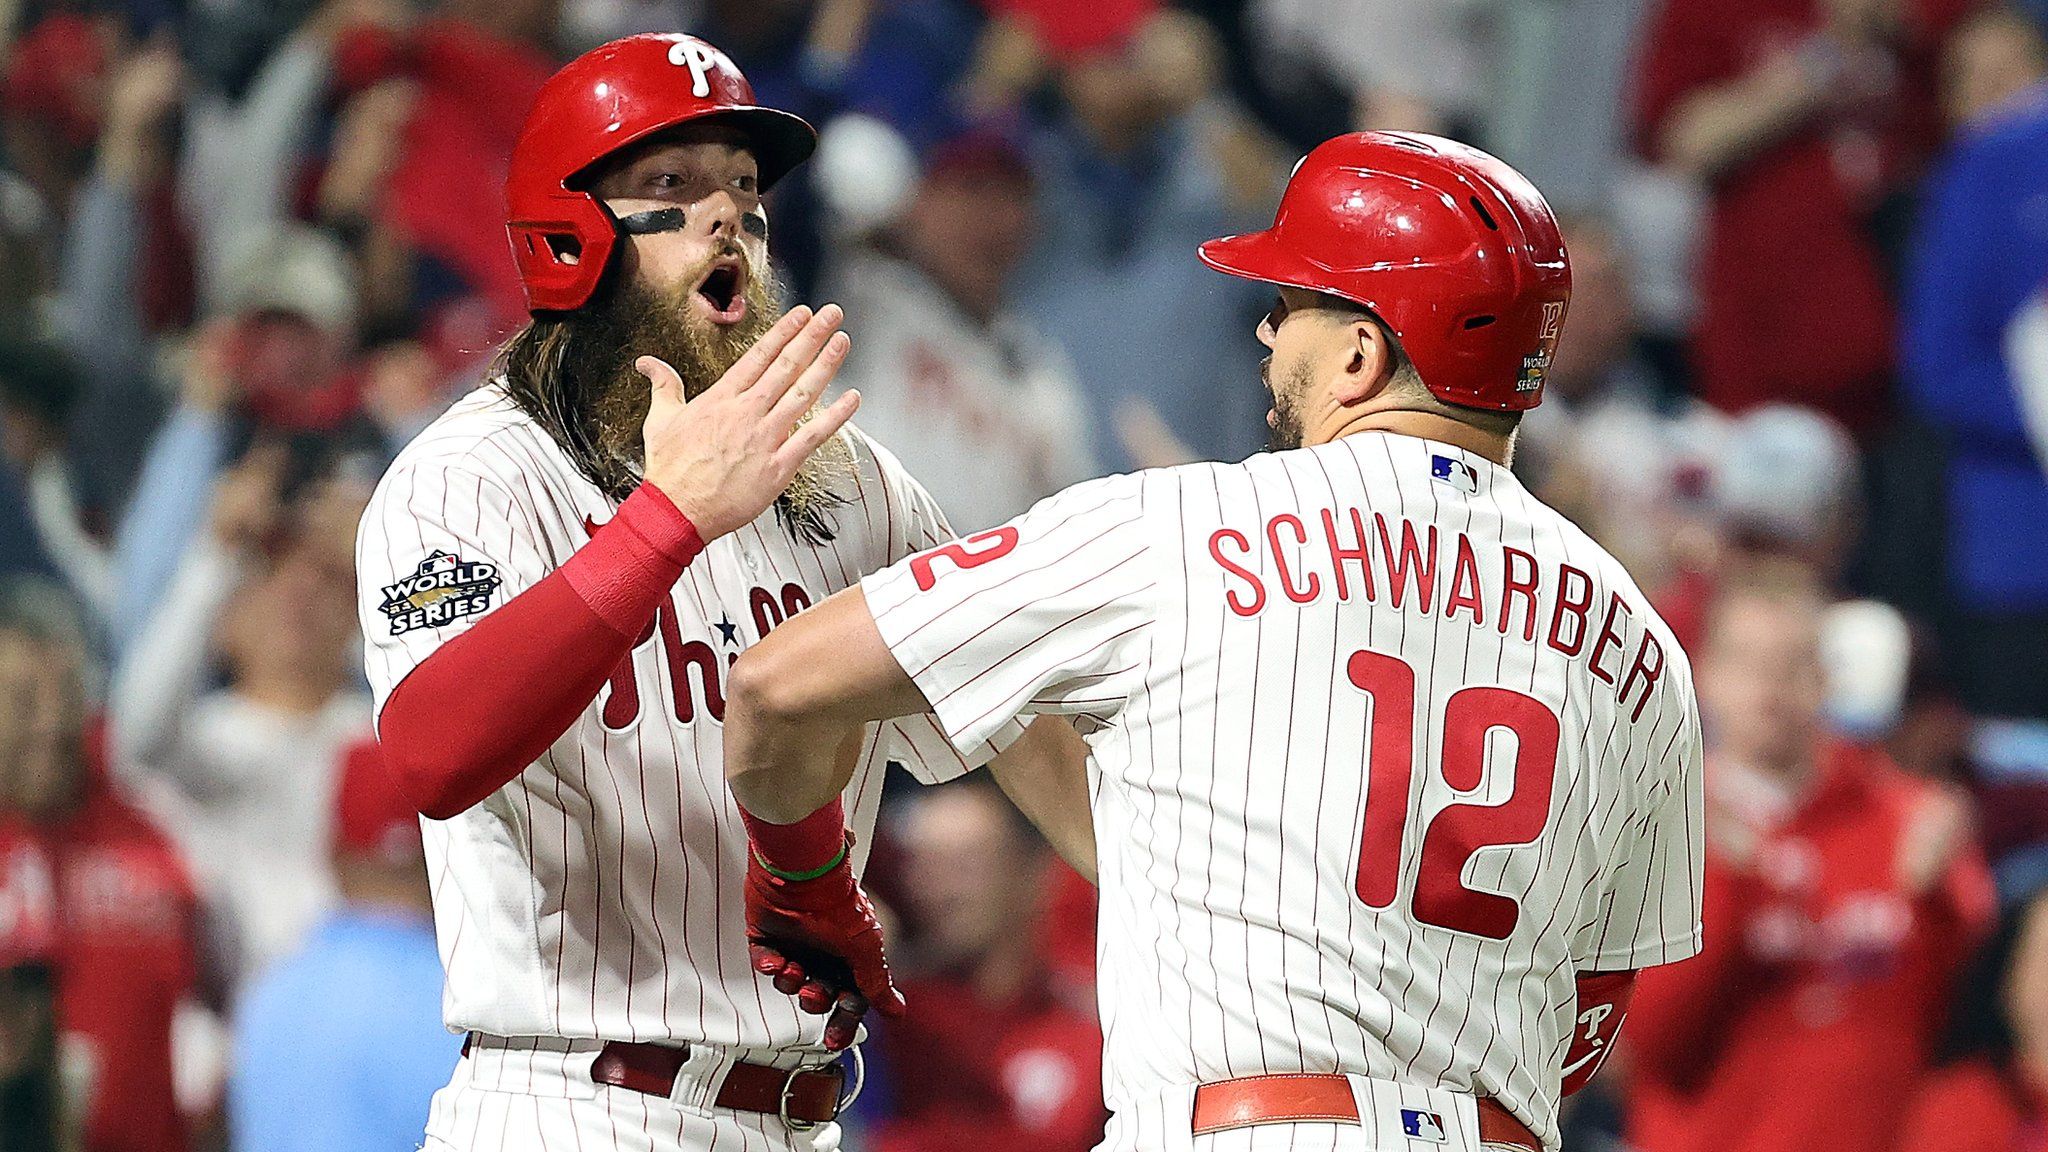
[1199,132,1571,412]
[506,33,817,314]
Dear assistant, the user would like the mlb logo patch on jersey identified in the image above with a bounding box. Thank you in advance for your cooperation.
[1400,1108,1448,1143]
[1430,455,1480,495]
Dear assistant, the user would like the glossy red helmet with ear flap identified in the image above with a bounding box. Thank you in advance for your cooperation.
[1199,131,1571,412]
[505,33,817,314]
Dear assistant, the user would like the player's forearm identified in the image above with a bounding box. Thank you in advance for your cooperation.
[989,717,1097,883]
[724,696,857,823]
[378,486,704,819]
[725,586,930,822]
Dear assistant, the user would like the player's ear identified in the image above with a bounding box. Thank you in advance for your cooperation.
[1332,317,1392,406]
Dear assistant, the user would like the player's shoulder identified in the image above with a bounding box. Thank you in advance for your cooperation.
[840,421,907,487]
[373,382,559,503]
[834,421,932,529]
[1520,486,1697,687]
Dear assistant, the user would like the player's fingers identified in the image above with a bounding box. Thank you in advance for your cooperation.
[771,959,808,997]
[714,305,812,396]
[750,941,788,976]
[748,304,843,410]
[822,993,867,1051]
[751,942,811,995]
[850,957,906,1019]
[771,390,859,475]
[766,331,851,435]
[636,356,686,411]
[796,980,836,1015]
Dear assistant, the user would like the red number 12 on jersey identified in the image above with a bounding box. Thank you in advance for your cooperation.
[1347,649,1562,939]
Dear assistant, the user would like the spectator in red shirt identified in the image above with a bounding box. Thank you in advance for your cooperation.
[1632,0,1975,432]
[872,776,1106,1152]
[0,575,201,1152]
[1624,563,1996,1152]
[0,809,60,1152]
[330,0,559,327]
[1897,884,2048,1152]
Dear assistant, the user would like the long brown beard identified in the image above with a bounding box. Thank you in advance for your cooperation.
[498,256,853,543]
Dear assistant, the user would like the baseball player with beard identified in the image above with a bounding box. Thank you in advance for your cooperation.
[719,133,1707,1152]
[355,33,1086,1152]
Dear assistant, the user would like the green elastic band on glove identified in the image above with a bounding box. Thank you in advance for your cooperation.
[754,840,848,882]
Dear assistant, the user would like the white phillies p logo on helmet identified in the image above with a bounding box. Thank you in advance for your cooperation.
[667,39,724,99]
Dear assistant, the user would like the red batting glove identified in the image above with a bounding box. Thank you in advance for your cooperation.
[742,834,906,1050]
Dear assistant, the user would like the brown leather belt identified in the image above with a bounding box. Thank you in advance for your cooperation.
[463,1034,851,1128]
[1191,1073,1541,1150]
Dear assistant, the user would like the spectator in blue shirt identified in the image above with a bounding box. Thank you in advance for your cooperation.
[1013,10,1291,471]
[1900,8,2048,719]
[228,739,458,1152]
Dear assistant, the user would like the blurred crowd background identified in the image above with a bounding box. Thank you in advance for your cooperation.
[0,0,2046,1148]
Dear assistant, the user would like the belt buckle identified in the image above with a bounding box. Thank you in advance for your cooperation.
[777,1044,865,1132]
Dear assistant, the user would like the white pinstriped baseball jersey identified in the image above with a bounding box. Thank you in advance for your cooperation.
[861,430,1705,1150]
[356,383,994,1051]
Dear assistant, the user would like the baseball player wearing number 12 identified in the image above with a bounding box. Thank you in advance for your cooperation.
[722,133,1707,1152]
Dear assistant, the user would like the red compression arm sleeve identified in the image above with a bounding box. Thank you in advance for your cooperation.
[377,485,704,820]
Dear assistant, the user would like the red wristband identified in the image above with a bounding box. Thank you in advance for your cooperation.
[739,798,848,877]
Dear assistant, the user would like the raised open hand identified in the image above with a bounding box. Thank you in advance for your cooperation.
[639,304,860,540]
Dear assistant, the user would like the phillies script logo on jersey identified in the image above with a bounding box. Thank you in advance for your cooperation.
[379,551,502,635]
[580,514,816,729]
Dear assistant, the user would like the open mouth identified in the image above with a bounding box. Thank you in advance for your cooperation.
[694,258,748,324]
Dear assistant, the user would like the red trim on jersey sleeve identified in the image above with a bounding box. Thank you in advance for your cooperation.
[1561,969,1637,1095]
[377,485,704,820]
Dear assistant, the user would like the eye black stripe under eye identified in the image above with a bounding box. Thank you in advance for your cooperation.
[617,207,687,235]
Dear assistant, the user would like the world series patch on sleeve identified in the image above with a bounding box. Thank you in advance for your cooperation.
[379,551,503,635]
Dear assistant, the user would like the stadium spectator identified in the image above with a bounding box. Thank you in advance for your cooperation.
[826,127,1098,530]
[1902,8,2048,720]
[109,448,369,988]
[0,337,111,621]
[0,811,60,1152]
[0,576,202,1152]
[1014,8,1288,470]
[1247,0,1496,141]
[228,738,458,1152]
[1624,564,1995,1152]
[1632,0,1973,432]
[1516,215,1720,619]
[0,10,118,225]
[328,0,558,326]
[179,6,341,301]
[107,222,359,651]
[872,777,1107,1152]
[1895,882,2048,1152]
[1709,404,1864,583]
[47,37,185,517]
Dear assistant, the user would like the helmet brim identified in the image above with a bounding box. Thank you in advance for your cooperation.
[1199,229,1375,314]
[694,107,818,191]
